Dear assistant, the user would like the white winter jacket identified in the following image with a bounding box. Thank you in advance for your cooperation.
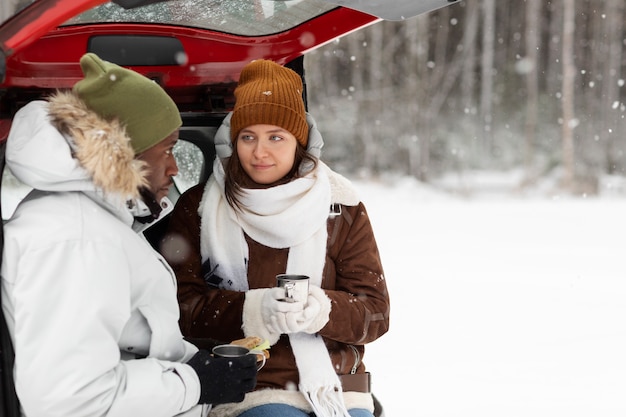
[1,94,207,417]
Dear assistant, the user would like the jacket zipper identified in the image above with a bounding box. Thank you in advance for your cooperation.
[348,344,360,374]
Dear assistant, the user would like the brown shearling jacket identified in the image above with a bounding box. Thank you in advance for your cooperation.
[162,182,390,391]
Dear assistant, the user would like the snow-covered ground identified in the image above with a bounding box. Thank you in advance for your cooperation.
[353,174,626,417]
[4,168,626,416]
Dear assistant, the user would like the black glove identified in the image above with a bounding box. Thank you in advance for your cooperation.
[186,349,257,405]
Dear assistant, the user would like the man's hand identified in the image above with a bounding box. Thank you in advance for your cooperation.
[186,350,257,405]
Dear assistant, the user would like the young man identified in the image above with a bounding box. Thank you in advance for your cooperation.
[1,53,256,417]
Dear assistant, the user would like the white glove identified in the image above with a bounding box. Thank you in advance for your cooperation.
[268,286,331,335]
[261,287,305,323]
[242,288,303,345]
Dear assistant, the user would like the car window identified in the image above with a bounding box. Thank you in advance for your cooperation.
[64,0,337,36]
[172,139,204,195]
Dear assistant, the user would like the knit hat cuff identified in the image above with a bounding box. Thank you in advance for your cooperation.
[230,102,309,146]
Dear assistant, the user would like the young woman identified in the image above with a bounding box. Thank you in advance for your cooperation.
[162,59,390,417]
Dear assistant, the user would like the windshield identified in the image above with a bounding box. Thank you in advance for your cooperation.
[64,0,337,36]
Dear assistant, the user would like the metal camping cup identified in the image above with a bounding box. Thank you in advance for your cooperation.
[276,274,310,303]
[212,344,266,370]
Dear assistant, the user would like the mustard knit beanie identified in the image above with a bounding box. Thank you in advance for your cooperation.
[230,60,308,146]
[73,53,182,154]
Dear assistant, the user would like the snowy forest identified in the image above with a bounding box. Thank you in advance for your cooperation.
[304,0,626,196]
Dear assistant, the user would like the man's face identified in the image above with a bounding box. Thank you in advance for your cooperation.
[136,129,179,201]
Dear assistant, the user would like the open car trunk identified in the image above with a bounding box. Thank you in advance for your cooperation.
[0,1,460,415]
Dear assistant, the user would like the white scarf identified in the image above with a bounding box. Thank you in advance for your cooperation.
[199,158,356,417]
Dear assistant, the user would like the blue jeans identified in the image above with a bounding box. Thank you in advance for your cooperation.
[238,404,374,417]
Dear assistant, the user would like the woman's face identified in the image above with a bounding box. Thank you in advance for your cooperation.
[235,124,298,185]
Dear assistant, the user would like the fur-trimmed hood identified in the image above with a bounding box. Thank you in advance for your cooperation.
[6,91,147,198]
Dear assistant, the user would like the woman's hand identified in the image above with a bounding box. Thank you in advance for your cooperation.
[268,286,331,335]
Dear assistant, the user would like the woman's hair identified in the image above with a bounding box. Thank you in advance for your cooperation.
[224,142,318,211]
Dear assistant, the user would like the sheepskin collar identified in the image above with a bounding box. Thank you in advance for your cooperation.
[47,90,148,198]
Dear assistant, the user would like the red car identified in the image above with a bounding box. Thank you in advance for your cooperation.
[0,1,457,415]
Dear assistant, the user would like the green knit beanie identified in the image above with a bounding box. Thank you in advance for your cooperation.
[73,53,182,154]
